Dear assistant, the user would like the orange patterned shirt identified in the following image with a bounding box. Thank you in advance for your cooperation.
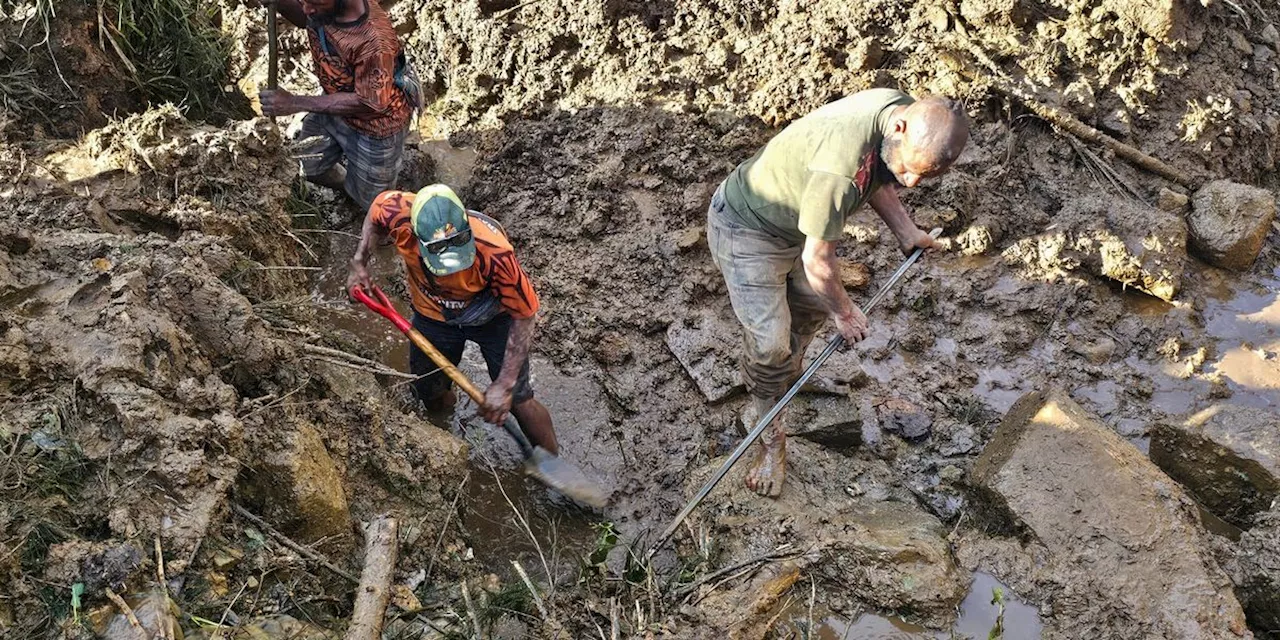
[306,0,412,138]
[368,191,541,322]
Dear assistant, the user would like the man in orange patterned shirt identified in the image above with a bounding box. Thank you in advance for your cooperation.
[348,185,560,455]
[261,0,420,213]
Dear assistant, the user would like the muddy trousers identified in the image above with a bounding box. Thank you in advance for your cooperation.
[297,113,408,214]
[706,183,829,401]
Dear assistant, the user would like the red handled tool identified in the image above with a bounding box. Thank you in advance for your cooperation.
[351,285,607,508]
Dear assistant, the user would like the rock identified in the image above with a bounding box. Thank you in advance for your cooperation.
[1100,0,1201,48]
[785,394,862,450]
[1234,506,1280,637]
[839,259,870,289]
[1227,29,1255,55]
[972,388,1250,639]
[587,330,632,365]
[1150,404,1279,529]
[1002,195,1186,300]
[666,308,743,402]
[877,397,933,441]
[675,226,704,252]
[239,422,352,547]
[1262,24,1279,48]
[1158,187,1190,213]
[689,439,966,627]
[1188,180,1276,272]
[1099,109,1132,138]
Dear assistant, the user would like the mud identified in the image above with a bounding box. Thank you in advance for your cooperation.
[2,0,1280,638]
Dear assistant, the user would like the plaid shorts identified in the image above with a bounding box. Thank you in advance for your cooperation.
[297,113,408,213]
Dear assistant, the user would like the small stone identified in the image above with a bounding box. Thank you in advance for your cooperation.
[839,260,871,289]
[1157,187,1190,213]
[1228,29,1254,55]
[1262,24,1279,47]
[1189,180,1277,272]
[1255,45,1274,68]
[675,226,704,252]
[939,465,964,483]
[878,398,933,441]
[1099,110,1131,138]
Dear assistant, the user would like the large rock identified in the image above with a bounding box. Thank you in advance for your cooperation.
[972,388,1250,639]
[1151,404,1280,529]
[667,308,743,402]
[1003,196,1187,300]
[1189,181,1276,272]
[1101,0,1203,48]
[239,422,352,548]
[688,439,966,628]
[1234,506,1280,638]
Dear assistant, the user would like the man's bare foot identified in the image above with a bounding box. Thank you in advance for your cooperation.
[744,437,786,497]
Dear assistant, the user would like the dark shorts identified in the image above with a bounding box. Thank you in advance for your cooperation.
[297,112,408,213]
[409,311,535,407]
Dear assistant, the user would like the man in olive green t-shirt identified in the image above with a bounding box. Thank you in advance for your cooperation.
[707,88,969,497]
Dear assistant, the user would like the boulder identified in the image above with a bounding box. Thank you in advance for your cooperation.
[688,439,966,627]
[972,388,1250,639]
[1234,506,1280,638]
[667,308,743,402]
[1002,196,1186,300]
[1151,404,1280,529]
[1189,180,1276,272]
[239,422,351,548]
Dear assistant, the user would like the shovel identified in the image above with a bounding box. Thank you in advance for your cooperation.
[351,285,608,509]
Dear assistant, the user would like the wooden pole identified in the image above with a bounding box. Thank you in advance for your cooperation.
[344,516,399,640]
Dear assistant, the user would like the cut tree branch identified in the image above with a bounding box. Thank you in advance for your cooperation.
[344,516,399,640]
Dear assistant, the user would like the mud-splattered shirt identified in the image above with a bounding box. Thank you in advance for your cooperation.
[368,191,541,322]
[306,0,412,139]
[722,88,914,244]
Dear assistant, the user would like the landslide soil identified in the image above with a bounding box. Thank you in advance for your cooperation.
[2,0,1280,638]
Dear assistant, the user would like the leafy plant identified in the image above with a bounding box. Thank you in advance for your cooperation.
[987,586,1006,640]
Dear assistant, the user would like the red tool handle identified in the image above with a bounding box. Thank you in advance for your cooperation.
[351,285,412,334]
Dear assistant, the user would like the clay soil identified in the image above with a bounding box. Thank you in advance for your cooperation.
[2,0,1279,638]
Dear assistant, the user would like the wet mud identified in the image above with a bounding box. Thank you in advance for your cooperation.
[2,0,1280,638]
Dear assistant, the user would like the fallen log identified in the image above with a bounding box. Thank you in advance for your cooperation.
[344,516,399,640]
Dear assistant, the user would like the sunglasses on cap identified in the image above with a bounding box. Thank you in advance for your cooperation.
[423,228,473,254]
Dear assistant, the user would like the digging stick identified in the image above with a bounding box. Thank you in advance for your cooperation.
[650,228,943,552]
[266,0,279,91]
[344,516,398,640]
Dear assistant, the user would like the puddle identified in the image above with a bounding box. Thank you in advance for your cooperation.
[971,366,1033,415]
[1201,265,1280,409]
[778,572,1042,639]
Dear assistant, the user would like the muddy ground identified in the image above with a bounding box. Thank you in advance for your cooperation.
[2,0,1279,638]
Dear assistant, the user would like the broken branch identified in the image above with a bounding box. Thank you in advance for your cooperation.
[231,504,359,583]
[344,516,399,640]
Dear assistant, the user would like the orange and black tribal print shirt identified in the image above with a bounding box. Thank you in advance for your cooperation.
[368,191,541,323]
[306,0,413,138]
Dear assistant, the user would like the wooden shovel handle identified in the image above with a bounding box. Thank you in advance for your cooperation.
[350,286,486,404]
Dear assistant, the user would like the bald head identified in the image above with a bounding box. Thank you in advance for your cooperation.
[882,96,970,188]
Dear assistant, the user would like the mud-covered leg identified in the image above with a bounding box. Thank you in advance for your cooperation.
[745,394,787,497]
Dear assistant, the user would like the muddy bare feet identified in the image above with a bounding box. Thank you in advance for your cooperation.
[744,437,786,497]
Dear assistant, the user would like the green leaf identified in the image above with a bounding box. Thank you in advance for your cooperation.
[70,583,84,623]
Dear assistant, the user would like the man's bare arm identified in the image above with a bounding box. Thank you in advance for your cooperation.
[263,91,378,118]
[346,208,386,291]
[867,185,940,255]
[801,236,868,343]
[495,316,535,390]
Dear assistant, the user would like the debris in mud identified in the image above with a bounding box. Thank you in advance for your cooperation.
[1188,180,1277,272]
[1151,404,1280,529]
[877,397,934,442]
[1002,195,1187,300]
[782,394,862,450]
[667,308,743,403]
[238,422,353,549]
[687,439,965,628]
[1231,505,1280,639]
[972,388,1250,639]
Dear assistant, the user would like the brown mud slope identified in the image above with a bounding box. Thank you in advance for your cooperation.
[2,0,1280,638]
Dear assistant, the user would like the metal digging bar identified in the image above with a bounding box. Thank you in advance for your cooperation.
[650,228,943,553]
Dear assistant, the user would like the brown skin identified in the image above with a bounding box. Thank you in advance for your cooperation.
[348,211,559,454]
[747,96,970,497]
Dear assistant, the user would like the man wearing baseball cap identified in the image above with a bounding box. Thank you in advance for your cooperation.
[348,184,557,453]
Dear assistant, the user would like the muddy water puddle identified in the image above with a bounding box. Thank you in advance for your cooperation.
[779,572,1042,639]
[1201,265,1280,409]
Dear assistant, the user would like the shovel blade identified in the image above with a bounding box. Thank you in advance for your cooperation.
[524,447,608,509]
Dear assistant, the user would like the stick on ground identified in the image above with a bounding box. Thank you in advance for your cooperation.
[344,516,399,640]
[232,504,359,583]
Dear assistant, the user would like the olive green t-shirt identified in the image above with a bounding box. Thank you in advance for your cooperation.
[723,88,914,244]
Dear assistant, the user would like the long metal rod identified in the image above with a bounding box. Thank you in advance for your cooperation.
[651,229,942,550]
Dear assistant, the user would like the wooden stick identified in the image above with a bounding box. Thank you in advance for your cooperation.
[104,588,143,631]
[511,560,549,620]
[300,344,419,379]
[232,504,360,583]
[460,579,484,640]
[344,516,399,640]
[155,536,171,640]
